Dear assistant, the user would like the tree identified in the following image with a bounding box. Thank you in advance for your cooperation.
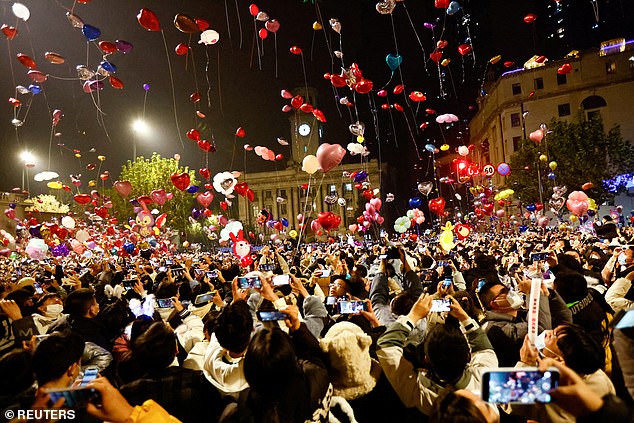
[109,153,198,236]
[507,114,634,204]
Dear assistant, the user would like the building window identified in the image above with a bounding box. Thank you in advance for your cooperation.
[280,204,287,215]
[511,83,521,95]
[512,136,521,152]
[534,77,544,90]
[557,73,567,85]
[510,113,521,127]
[264,190,272,200]
[328,184,337,194]
[345,183,352,192]
[587,110,601,121]
[278,189,286,198]
[558,103,571,117]
[606,61,617,74]
[581,95,607,110]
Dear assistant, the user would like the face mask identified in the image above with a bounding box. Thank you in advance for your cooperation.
[506,290,524,309]
[45,304,63,319]
[534,331,547,351]
[618,253,627,266]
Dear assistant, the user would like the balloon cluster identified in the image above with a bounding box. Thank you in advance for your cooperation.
[325,63,373,95]
[280,89,326,122]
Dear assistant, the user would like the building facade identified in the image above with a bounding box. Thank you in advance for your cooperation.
[234,87,383,234]
[469,42,634,185]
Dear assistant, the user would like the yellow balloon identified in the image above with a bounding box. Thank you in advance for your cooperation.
[570,214,578,222]
[47,181,63,189]
[75,153,81,158]
[539,154,548,162]
[439,229,455,252]
[356,136,364,143]
[440,144,450,151]
[289,229,298,239]
[88,180,97,187]
[489,55,502,65]
[549,161,557,170]
[97,155,106,161]
[441,58,452,66]
[588,198,597,211]
[559,223,568,231]
[312,21,323,31]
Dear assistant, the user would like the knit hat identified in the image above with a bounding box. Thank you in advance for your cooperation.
[319,322,381,400]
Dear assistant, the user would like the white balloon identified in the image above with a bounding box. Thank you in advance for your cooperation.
[12,2,30,21]
[199,30,220,45]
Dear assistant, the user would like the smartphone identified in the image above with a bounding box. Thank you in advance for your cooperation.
[476,278,487,292]
[34,282,44,295]
[194,292,215,305]
[206,270,218,279]
[259,263,276,272]
[45,387,102,408]
[442,277,452,289]
[437,260,448,267]
[171,267,185,276]
[614,309,634,330]
[272,274,290,286]
[194,269,204,276]
[320,269,331,278]
[430,299,452,312]
[165,260,174,266]
[80,366,99,387]
[530,252,549,262]
[238,276,262,289]
[338,300,367,314]
[156,298,174,308]
[481,368,559,404]
[325,296,337,306]
[378,254,388,260]
[122,279,135,291]
[257,310,288,321]
[158,266,168,273]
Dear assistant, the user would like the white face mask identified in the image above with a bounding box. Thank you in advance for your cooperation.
[44,304,63,319]
[618,252,627,267]
[534,331,547,351]
[506,290,524,309]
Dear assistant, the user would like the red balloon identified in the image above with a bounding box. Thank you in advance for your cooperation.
[354,79,373,94]
[409,91,426,102]
[196,19,210,31]
[137,8,161,31]
[435,0,450,8]
[503,61,515,68]
[275,154,284,161]
[458,44,472,56]
[299,103,313,113]
[393,103,404,112]
[249,4,259,17]
[523,13,537,23]
[73,194,92,205]
[190,92,201,103]
[108,76,124,89]
[330,74,347,88]
[236,127,246,137]
[170,172,191,191]
[429,50,443,63]
[175,43,189,55]
[291,95,304,109]
[557,63,572,75]
[393,84,405,95]
[98,41,117,54]
[265,19,280,33]
[1,25,17,40]
[187,129,201,141]
[429,197,446,216]
[258,28,268,39]
[312,109,327,122]
[16,53,36,69]
[197,140,213,152]
[289,46,302,55]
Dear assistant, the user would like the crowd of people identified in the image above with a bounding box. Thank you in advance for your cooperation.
[0,220,633,422]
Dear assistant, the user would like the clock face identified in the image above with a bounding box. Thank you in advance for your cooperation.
[298,123,311,136]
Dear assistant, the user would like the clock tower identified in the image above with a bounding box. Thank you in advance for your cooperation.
[288,86,321,167]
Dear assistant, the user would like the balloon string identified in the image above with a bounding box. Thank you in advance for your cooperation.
[309,31,316,62]
[234,0,243,49]
[300,53,309,101]
[314,2,343,119]
[160,30,185,150]
[184,35,191,73]
[447,66,459,99]
[224,0,233,46]
[204,48,212,110]
[386,105,399,149]
[461,9,476,64]
[253,20,262,70]
[294,174,313,257]
[401,2,429,76]
[230,136,237,170]
[368,93,382,191]
[217,48,224,117]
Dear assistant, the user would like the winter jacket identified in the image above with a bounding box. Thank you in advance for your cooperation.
[202,334,249,397]
[370,270,423,326]
[606,277,634,313]
[376,316,498,415]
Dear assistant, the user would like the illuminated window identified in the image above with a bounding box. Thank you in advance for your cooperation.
[606,61,617,75]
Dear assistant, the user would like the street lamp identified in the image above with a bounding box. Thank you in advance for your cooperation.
[131,119,150,159]
[20,151,35,193]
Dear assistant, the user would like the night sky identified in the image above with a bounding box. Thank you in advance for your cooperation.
[1,0,632,207]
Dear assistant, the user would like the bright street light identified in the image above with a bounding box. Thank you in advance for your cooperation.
[132,119,149,134]
[20,150,35,164]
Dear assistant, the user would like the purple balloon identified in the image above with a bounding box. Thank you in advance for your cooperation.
[143,83,150,91]
[353,171,368,183]
[186,185,200,194]
[115,39,134,54]
[191,208,202,220]
[129,199,140,207]
[29,225,42,239]
[423,22,436,29]
[8,203,16,209]
[51,244,70,257]
[86,80,105,92]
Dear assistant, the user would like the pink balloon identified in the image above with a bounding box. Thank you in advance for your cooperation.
[281,89,293,99]
[496,209,505,217]
[370,198,382,211]
[529,129,544,143]
[166,192,174,200]
[316,143,346,173]
[114,180,132,197]
[297,213,304,223]
[537,216,550,227]
[365,203,375,215]
[566,191,589,216]
[151,189,167,205]
[219,215,228,226]
[349,224,358,232]
[282,105,292,112]
[376,216,385,225]
[311,220,321,232]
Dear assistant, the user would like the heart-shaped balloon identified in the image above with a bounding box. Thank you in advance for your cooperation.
[483,203,494,215]
[137,8,161,31]
[113,180,132,197]
[174,13,199,33]
[557,63,572,75]
[197,191,214,208]
[1,24,18,40]
[349,121,365,137]
[197,140,212,152]
[199,168,211,180]
[417,181,434,196]
[385,53,402,71]
[316,143,346,173]
[151,189,167,205]
[187,129,201,141]
[234,182,249,197]
[435,0,450,7]
[549,197,565,212]
[552,185,567,198]
[94,206,108,219]
[170,172,191,191]
[73,194,92,205]
[429,197,446,216]
[429,50,443,63]
[370,197,382,211]
[265,19,280,33]
[375,0,396,14]
[529,129,544,143]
